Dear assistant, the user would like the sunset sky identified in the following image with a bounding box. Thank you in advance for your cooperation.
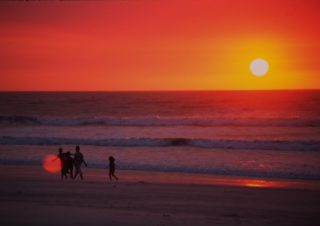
[1,0,319,91]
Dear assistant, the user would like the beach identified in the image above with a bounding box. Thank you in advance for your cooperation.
[1,165,319,226]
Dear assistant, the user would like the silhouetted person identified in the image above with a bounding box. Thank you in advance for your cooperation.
[65,151,74,179]
[108,156,118,181]
[73,146,87,180]
[53,148,68,179]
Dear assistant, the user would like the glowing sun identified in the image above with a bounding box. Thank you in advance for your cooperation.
[250,58,269,76]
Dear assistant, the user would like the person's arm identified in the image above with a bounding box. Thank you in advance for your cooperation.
[52,156,59,162]
[82,159,88,167]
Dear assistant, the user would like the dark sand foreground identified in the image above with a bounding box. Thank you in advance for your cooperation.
[0,165,319,226]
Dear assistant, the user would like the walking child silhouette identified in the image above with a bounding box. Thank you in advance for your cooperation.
[108,156,118,181]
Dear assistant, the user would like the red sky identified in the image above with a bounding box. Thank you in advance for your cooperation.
[1,0,320,91]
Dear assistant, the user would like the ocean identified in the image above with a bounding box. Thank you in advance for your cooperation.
[0,90,320,180]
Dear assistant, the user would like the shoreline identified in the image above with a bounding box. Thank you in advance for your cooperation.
[1,164,320,190]
[1,144,320,182]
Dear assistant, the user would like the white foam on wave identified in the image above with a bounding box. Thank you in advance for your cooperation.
[1,136,319,151]
[1,115,320,127]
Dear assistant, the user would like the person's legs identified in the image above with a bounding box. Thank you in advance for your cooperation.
[73,164,80,179]
[112,173,118,180]
[62,165,68,179]
[79,167,83,180]
[73,164,83,180]
[109,168,118,181]
[109,171,112,181]
[69,165,74,179]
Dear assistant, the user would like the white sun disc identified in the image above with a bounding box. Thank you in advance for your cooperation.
[250,58,269,76]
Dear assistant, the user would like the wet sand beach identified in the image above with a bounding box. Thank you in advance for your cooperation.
[0,165,319,226]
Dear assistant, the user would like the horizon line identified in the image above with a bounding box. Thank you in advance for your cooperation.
[0,88,320,92]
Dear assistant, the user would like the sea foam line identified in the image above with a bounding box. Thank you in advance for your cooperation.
[0,136,319,151]
[1,115,320,127]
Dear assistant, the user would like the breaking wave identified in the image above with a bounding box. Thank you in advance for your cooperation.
[1,136,319,151]
[1,115,320,127]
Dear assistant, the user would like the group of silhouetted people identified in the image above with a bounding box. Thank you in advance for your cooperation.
[54,146,118,182]
[55,146,87,180]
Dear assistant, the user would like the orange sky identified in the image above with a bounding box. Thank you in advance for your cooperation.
[1,0,320,91]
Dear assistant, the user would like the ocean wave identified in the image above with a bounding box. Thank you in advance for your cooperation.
[0,116,40,124]
[0,136,319,151]
[1,115,320,127]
